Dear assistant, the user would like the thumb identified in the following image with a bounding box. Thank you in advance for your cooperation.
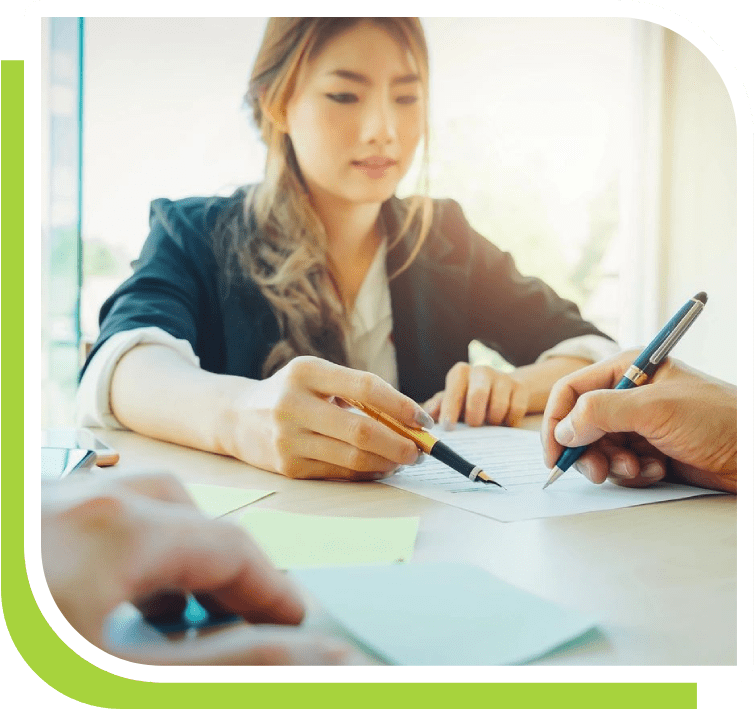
[554,388,647,447]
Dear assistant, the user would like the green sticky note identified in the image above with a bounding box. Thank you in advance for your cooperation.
[185,483,274,518]
[238,509,419,569]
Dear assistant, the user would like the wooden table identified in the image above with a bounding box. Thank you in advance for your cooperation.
[97,423,736,666]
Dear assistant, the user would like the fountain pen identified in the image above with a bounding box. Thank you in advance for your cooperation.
[342,398,503,488]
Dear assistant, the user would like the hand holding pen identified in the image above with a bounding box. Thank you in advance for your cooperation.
[342,398,504,488]
[541,293,737,491]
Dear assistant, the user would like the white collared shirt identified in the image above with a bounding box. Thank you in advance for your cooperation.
[343,239,399,389]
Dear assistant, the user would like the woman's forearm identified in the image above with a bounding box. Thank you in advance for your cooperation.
[110,344,249,457]
[509,356,594,413]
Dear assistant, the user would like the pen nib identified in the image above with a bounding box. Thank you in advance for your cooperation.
[477,471,505,489]
[543,466,564,490]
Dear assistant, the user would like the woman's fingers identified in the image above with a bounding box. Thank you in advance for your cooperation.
[274,434,404,480]
[503,380,528,428]
[302,399,419,467]
[286,357,432,429]
[281,459,398,482]
[439,363,470,429]
[439,364,529,429]
[267,395,417,478]
[422,391,444,421]
[464,366,494,427]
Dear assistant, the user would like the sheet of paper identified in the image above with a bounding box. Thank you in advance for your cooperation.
[293,562,597,665]
[381,425,723,522]
[239,509,419,569]
[185,483,274,518]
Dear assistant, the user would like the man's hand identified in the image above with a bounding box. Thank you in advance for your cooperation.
[541,351,736,492]
[42,472,366,664]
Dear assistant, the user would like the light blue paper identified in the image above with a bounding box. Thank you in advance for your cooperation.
[293,562,597,665]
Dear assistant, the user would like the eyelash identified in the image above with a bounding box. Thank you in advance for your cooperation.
[325,93,419,105]
[326,93,358,104]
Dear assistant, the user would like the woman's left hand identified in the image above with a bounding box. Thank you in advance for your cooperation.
[422,363,530,429]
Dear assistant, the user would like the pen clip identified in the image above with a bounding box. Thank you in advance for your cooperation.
[649,301,704,364]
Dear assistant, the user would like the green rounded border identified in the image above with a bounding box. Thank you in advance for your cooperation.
[1,59,696,708]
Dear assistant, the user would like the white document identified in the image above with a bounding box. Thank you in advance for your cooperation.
[381,425,723,522]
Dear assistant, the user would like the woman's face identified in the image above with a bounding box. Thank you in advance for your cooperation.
[283,22,424,207]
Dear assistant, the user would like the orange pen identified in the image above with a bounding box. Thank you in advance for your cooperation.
[342,398,503,488]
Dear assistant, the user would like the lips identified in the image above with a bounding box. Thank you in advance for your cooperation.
[353,156,398,168]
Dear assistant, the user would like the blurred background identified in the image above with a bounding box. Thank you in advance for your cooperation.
[41,17,736,426]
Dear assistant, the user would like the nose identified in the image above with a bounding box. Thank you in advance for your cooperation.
[360,91,397,147]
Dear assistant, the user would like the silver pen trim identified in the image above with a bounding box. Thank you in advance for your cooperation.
[649,300,705,364]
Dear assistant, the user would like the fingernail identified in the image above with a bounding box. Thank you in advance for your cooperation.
[414,452,426,465]
[574,460,593,482]
[416,409,434,429]
[609,460,631,478]
[554,416,575,446]
[640,462,664,481]
[440,417,455,431]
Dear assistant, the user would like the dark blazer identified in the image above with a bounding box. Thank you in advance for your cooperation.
[83,189,612,402]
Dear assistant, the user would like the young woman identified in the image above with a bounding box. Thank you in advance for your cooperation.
[77,18,617,481]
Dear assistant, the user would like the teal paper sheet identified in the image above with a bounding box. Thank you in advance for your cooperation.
[293,562,597,665]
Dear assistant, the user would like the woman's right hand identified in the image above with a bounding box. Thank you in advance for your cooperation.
[224,356,434,480]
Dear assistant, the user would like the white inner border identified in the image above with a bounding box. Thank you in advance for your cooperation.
[24,0,754,683]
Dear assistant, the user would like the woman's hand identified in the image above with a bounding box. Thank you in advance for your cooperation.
[42,472,363,664]
[422,363,531,429]
[541,351,737,492]
[224,356,434,481]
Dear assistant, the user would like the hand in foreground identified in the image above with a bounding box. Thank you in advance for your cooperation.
[42,472,365,664]
[422,363,530,430]
[541,351,736,492]
[227,356,432,481]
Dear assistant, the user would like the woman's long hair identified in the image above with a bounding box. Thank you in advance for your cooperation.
[220,18,433,377]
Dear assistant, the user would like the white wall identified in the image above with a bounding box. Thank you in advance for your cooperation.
[656,29,737,383]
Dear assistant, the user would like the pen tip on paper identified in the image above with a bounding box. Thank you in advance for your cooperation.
[543,466,564,490]
[477,470,505,489]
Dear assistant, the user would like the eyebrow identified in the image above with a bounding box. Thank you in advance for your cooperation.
[328,69,420,86]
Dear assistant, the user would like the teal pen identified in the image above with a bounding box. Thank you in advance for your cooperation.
[543,291,708,489]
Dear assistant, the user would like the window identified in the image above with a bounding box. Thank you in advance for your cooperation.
[80,17,645,359]
[41,18,83,426]
[42,17,675,423]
